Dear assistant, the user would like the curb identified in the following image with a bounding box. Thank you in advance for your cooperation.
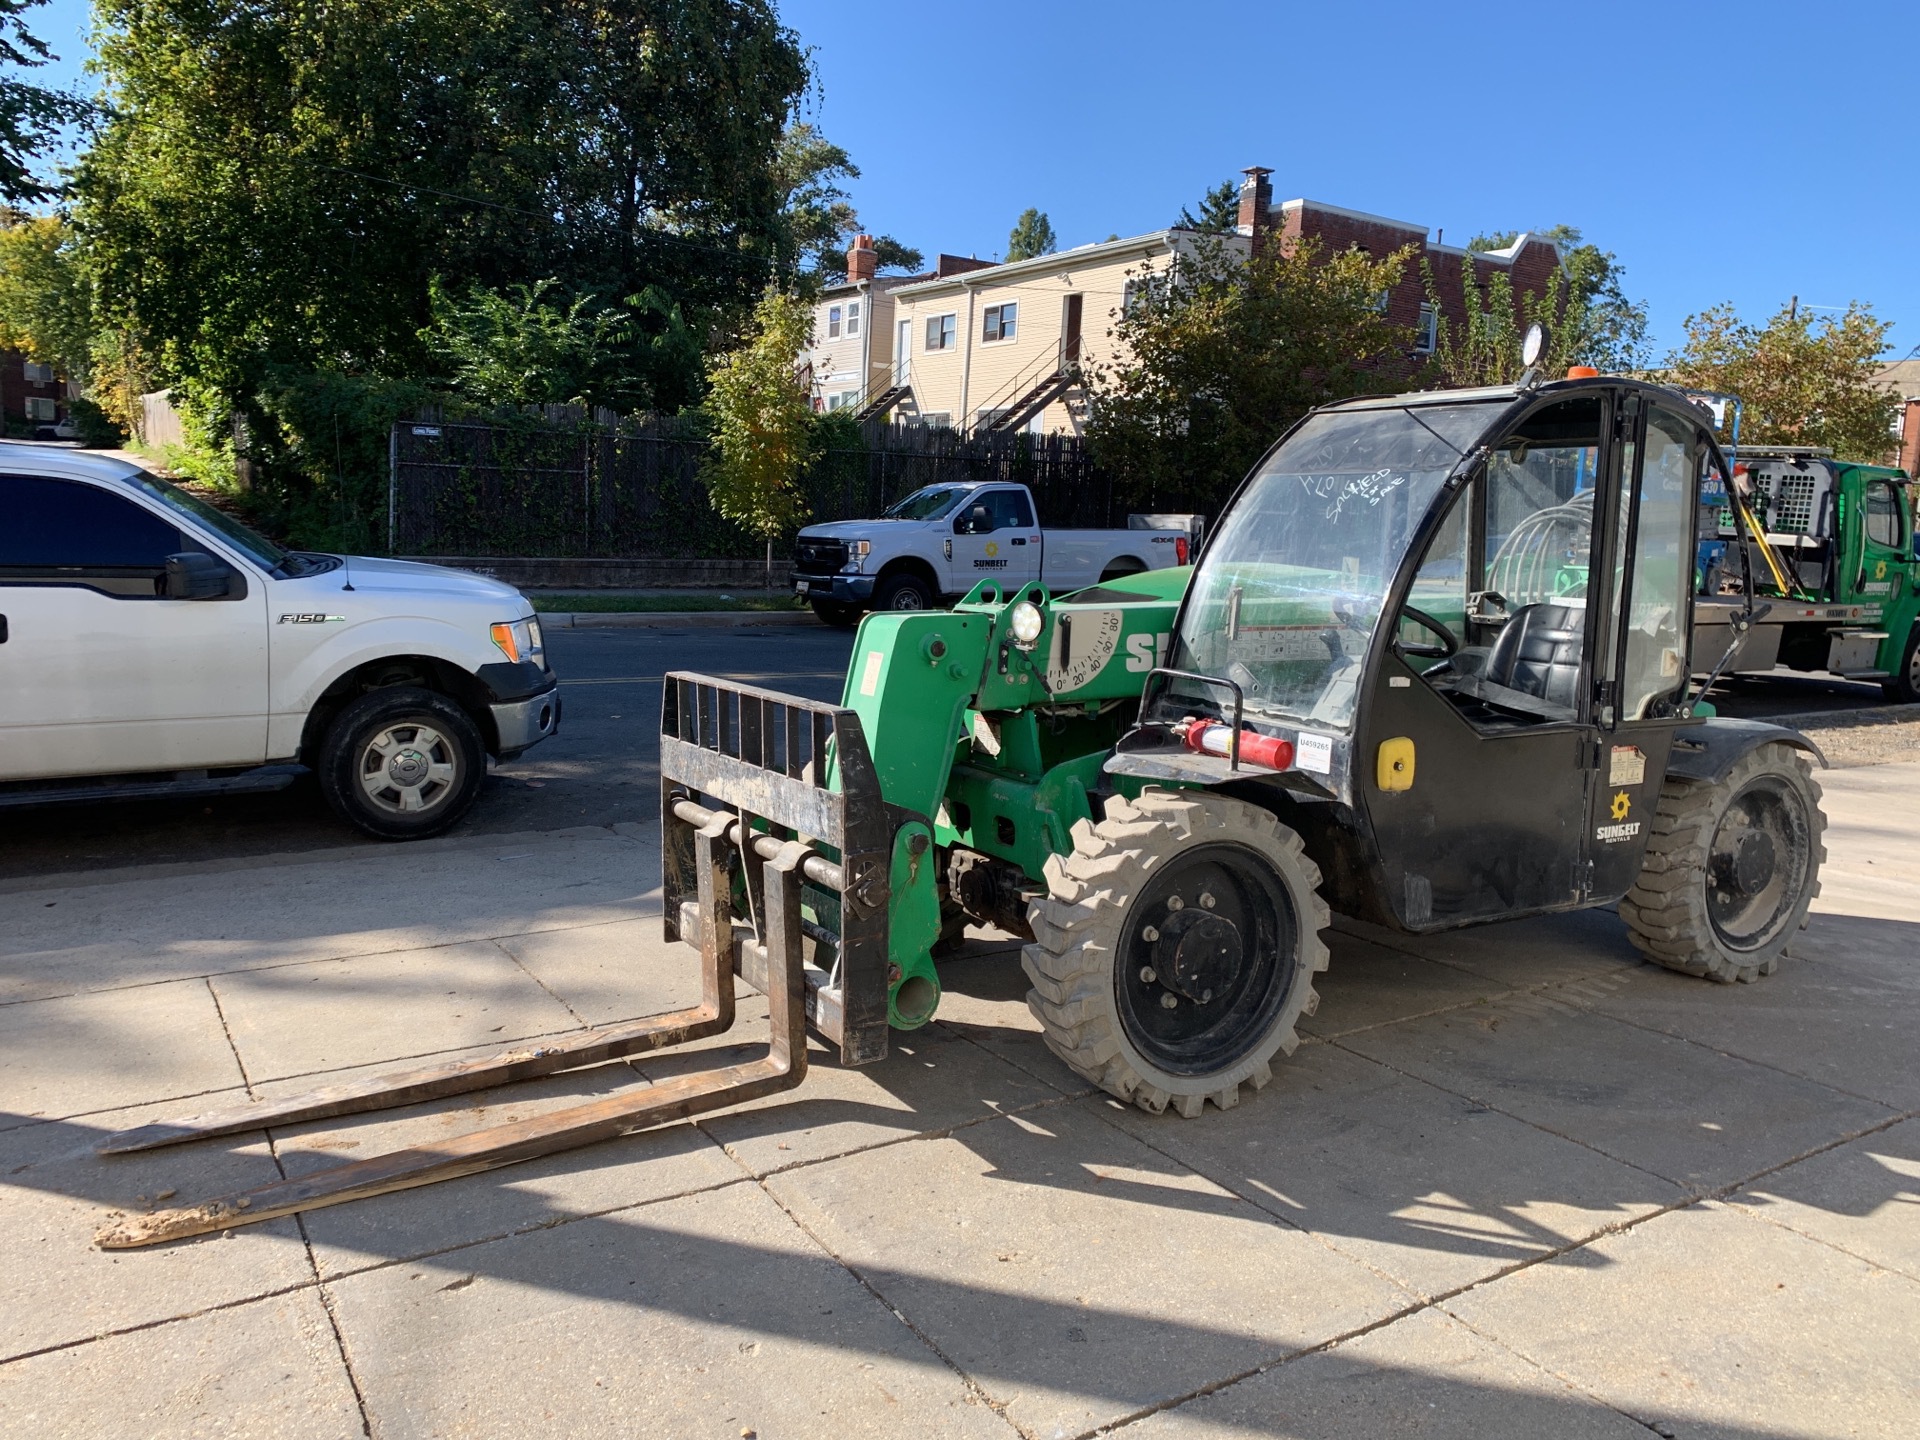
[1764,703,1920,731]
[544,610,821,630]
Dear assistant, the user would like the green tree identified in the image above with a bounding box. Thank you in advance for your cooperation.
[1666,301,1895,459]
[73,0,817,403]
[421,278,700,413]
[1087,236,1416,509]
[776,122,920,281]
[1177,178,1239,232]
[1,0,85,203]
[1465,225,1649,372]
[1005,208,1056,262]
[0,209,91,380]
[702,287,814,572]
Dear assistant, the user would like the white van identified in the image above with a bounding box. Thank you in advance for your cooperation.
[0,445,560,838]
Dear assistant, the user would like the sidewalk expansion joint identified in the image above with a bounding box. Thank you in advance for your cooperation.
[737,1150,1024,1438]
[0,905,668,1012]
[1554,986,1911,1113]
[1091,1105,1918,1438]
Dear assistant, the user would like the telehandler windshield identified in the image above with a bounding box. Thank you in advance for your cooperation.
[1171,401,1497,730]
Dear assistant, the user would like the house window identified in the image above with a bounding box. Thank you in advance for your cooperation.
[1415,304,1437,354]
[825,389,859,412]
[827,305,842,339]
[1122,276,1164,316]
[24,397,57,421]
[982,303,1017,342]
[925,314,956,351]
[846,300,861,337]
[23,361,55,383]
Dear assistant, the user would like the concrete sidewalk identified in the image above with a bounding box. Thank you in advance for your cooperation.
[0,769,1916,1438]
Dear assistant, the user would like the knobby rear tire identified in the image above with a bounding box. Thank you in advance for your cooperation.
[1619,742,1825,984]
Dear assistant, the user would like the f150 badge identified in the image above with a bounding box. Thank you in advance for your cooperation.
[278,613,345,624]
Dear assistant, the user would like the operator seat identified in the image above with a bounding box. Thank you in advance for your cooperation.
[1483,602,1584,710]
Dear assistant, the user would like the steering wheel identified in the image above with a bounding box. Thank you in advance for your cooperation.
[1397,605,1461,659]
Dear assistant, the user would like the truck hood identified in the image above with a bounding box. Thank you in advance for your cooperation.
[314,555,530,610]
[797,519,913,541]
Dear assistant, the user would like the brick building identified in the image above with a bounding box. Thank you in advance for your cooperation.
[1234,166,1563,368]
[1,348,67,435]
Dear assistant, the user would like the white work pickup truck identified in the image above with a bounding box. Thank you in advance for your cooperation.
[0,445,560,838]
[791,481,1201,625]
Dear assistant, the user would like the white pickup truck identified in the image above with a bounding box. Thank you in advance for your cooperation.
[791,481,1201,625]
[0,445,560,838]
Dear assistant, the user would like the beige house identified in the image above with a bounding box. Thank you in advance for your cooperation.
[886,229,1248,436]
[801,237,992,416]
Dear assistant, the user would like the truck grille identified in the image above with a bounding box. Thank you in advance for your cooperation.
[795,538,847,573]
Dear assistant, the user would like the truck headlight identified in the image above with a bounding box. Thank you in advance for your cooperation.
[490,616,545,667]
[846,539,871,572]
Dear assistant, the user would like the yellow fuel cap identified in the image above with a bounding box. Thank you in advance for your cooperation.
[1376,736,1416,792]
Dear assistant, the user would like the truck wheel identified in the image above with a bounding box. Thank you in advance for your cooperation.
[1620,742,1825,983]
[1022,790,1330,1117]
[319,687,486,840]
[874,574,933,611]
[810,599,861,628]
[1884,625,1920,704]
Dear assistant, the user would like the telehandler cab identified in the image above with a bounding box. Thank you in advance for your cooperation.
[96,369,1827,1248]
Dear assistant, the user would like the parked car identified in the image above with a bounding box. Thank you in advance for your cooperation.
[0,444,560,838]
[30,416,77,442]
[791,480,1202,625]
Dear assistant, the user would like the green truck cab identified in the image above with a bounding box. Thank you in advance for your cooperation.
[1694,448,1920,702]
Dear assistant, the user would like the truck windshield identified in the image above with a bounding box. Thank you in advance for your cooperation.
[883,486,969,520]
[1169,401,1498,732]
[128,470,294,573]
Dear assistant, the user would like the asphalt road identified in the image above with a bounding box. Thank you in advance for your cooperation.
[0,622,858,881]
[0,621,1898,882]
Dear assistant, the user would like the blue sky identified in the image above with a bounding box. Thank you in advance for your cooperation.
[22,0,1913,357]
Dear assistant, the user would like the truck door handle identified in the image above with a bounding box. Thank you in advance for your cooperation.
[0,614,7,643]
[1010,538,1026,546]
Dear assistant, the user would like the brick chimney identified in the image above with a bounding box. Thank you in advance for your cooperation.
[1236,167,1273,255]
[847,234,877,284]
[1902,398,1920,478]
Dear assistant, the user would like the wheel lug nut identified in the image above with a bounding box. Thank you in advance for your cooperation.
[1139,966,1156,984]
[1142,926,1159,943]
[1166,896,1184,911]
[1201,988,1213,1003]
[1199,892,1216,909]
[1159,993,1179,1009]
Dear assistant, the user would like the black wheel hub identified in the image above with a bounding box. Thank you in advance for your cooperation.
[1154,908,1243,1003]
[1116,842,1297,1075]
[1707,778,1811,952]
[1720,830,1776,896]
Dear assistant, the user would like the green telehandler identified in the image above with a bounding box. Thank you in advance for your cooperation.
[98,370,1830,1248]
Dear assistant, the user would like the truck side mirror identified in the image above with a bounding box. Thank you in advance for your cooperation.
[165,551,233,599]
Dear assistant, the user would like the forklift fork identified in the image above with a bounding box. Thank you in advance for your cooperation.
[95,676,889,1249]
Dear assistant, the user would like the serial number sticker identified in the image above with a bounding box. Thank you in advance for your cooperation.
[859,650,883,697]
[1296,732,1333,774]
[1609,745,1647,787]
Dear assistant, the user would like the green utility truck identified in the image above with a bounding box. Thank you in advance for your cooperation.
[1693,448,1920,703]
[98,369,1834,1247]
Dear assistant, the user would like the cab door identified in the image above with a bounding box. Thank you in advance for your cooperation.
[1364,391,1618,928]
[0,473,269,779]
[949,487,1039,591]
[1583,400,1703,901]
